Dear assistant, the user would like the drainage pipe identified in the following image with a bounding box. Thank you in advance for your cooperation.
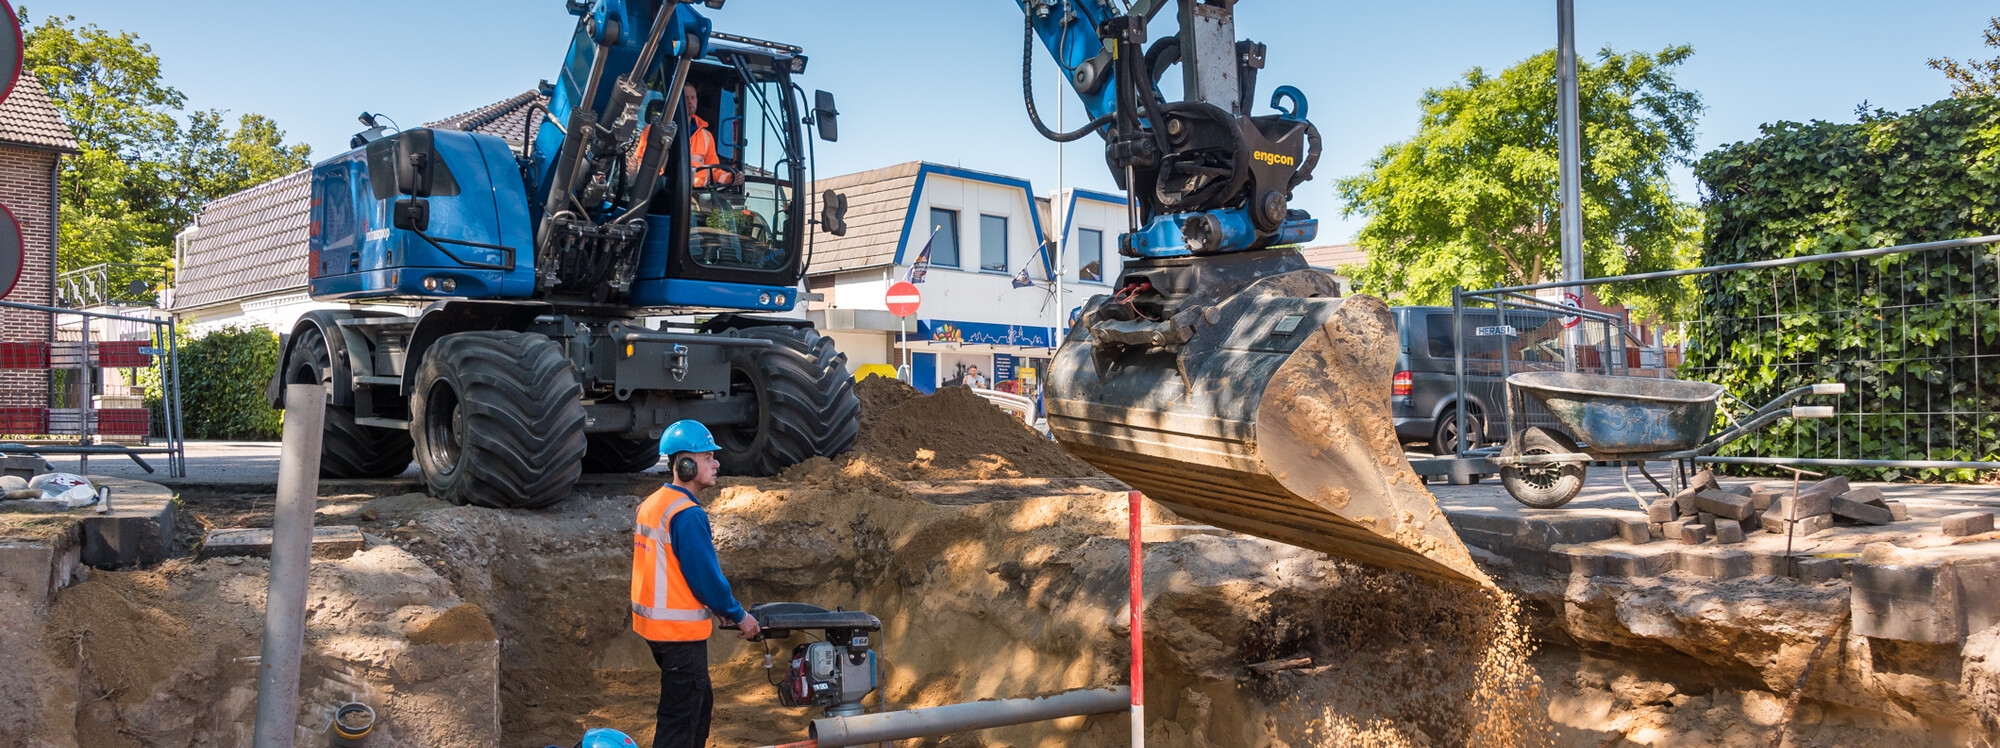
[808,686,1131,748]
[251,384,326,748]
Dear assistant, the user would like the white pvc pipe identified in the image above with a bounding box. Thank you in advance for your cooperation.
[809,686,1130,748]
[252,384,326,748]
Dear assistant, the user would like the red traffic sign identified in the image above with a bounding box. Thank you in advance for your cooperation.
[886,281,921,317]
[1560,291,1583,330]
[0,2,20,108]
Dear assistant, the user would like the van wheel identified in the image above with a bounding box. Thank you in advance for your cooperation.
[1431,407,1485,456]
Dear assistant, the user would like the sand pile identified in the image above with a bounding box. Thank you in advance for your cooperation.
[838,380,1098,481]
[22,545,499,748]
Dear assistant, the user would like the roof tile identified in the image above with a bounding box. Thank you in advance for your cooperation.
[0,76,79,153]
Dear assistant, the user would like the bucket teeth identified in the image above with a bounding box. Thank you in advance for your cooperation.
[1048,280,1488,587]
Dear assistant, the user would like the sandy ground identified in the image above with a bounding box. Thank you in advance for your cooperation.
[8,377,1996,746]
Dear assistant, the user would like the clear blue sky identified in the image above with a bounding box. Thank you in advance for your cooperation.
[28,1,1996,242]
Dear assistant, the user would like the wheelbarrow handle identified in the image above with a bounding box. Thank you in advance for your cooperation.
[1812,383,1847,396]
[1792,406,1836,419]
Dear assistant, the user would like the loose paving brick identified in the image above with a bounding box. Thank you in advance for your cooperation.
[1616,518,1652,545]
[1775,490,1833,521]
[1796,476,1852,504]
[1698,511,1717,527]
[1696,489,1755,520]
[1886,501,1908,521]
[1679,524,1711,545]
[1647,498,1677,523]
[1944,512,1995,537]
[1715,520,1746,544]
[1842,486,1888,508]
[1831,497,1894,526]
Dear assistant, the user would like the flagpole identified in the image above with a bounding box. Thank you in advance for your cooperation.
[1052,19,1066,369]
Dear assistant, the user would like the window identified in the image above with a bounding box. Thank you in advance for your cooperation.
[979,215,1008,272]
[927,208,960,267]
[1424,311,1566,366]
[684,69,796,273]
[1077,228,1104,282]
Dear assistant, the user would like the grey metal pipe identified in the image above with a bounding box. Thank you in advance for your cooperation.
[809,686,1130,748]
[1470,233,2000,296]
[1698,455,1999,470]
[251,384,326,748]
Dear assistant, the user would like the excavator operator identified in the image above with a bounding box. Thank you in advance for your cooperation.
[683,83,733,188]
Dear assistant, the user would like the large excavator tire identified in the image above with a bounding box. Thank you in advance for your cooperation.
[712,326,860,477]
[288,324,413,479]
[409,331,586,509]
[1047,263,1488,586]
[582,433,664,474]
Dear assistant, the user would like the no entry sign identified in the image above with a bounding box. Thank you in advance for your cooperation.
[886,281,921,317]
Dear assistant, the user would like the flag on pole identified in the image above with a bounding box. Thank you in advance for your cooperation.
[906,226,941,284]
[1012,269,1034,288]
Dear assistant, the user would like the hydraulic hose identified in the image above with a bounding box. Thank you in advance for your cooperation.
[1288,121,1322,197]
[1022,13,1115,143]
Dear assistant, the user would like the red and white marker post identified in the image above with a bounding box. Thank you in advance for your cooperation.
[1129,489,1145,746]
[886,281,921,382]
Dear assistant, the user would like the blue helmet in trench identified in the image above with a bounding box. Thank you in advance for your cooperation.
[658,419,721,455]
[573,728,637,748]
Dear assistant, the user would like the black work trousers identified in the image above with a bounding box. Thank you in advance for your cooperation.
[648,639,712,748]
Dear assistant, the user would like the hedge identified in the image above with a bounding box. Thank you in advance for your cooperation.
[1688,96,2000,482]
[144,325,284,441]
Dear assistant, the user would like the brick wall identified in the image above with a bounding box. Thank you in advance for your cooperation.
[0,146,57,409]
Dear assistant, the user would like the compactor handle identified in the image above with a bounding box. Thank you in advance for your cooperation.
[1811,383,1847,395]
[1791,406,1836,419]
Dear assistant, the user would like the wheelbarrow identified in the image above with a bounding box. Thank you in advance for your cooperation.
[1492,371,1844,508]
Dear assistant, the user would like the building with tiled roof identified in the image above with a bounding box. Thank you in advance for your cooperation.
[0,75,78,407]
[169,91,546,331]
[802,161,1127,393]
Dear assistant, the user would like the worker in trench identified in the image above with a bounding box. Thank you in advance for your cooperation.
[632,420,761,747]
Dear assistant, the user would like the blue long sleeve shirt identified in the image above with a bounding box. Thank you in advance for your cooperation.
[662,485,747,625]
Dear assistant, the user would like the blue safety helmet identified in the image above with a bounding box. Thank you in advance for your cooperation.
[659,419,721,455]
[574,728,637,748]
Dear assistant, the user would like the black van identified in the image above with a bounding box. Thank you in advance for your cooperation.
[1389,306,1568,455]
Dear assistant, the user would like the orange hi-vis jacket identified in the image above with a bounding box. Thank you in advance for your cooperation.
[631,487,713,641]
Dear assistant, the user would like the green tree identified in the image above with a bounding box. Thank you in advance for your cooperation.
[20,10,311,271]
[1335,46,1703,320]
[1929,17,2000,98]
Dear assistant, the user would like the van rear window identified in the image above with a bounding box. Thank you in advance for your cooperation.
[1425,312,1565,362]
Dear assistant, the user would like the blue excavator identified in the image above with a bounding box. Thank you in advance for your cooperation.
[271,0,1478,584]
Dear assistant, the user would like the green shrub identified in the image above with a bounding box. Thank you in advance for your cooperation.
[158,325,283,440]
[1689,97,2000,482]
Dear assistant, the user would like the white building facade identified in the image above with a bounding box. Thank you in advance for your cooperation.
[805,161,1128,395]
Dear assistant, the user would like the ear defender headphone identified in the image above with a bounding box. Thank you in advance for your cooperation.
[675,454,699,483]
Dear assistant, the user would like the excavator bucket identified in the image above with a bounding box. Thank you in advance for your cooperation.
[1045,256,1487,586]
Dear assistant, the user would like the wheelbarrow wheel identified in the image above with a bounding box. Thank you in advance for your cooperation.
[1502,427,1586,509]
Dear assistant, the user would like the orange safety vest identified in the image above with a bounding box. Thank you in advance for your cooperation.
[689,114,721,188]
[631,487,714,641]
[633,115,723,188]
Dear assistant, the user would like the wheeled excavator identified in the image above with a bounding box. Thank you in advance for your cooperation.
[269,0,1481,584]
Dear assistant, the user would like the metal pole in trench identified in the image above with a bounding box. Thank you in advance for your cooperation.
[1556,0,1585,372]
[1129,489,1144,746]
[251,383,326,748]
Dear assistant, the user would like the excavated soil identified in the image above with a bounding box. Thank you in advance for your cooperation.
[22,381,1978,745]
